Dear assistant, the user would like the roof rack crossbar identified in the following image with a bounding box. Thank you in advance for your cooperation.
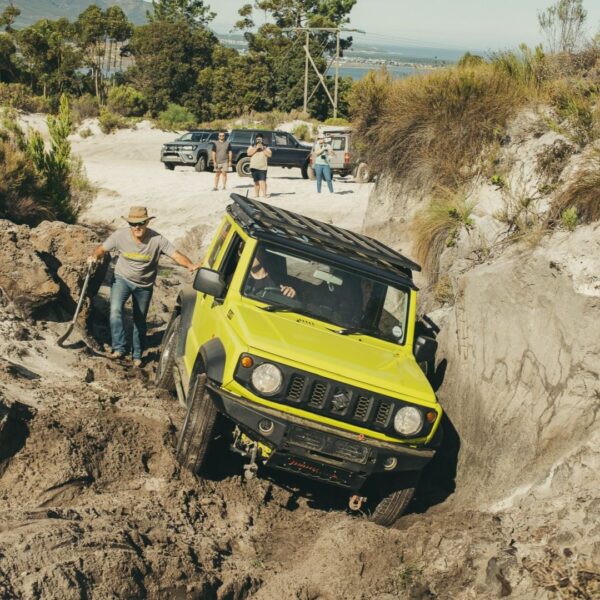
[231,195,421,273]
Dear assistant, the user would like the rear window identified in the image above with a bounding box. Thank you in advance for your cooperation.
[331,137,346,151]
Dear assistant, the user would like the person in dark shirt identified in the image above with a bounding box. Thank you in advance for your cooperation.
[245,252,296,298]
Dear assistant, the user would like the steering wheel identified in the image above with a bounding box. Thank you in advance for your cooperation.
[257,286,302,309]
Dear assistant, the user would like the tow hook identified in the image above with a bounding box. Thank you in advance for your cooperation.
[243,443,258,480]
[349,495,367,511]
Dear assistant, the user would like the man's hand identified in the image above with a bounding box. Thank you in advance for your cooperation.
[188,263,201,273]
[280,285,296,298]
[86,256,97,265]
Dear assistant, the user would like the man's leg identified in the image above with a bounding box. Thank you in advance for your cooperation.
[222,170,227,190]
[260,179,267,198]
[213,169,220,191]
[315,164,323,193]
[109,275,132,356]
[324,165,334,193]
[131,285,153,362]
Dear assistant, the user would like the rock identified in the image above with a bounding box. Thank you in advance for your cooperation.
[0,220,59,316]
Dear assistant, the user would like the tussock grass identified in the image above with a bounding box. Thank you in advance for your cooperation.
[413,187,475,280]
[351,64,528,189]
[547,148,600,227]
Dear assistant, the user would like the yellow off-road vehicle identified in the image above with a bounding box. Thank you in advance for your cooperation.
[156,195,442,526]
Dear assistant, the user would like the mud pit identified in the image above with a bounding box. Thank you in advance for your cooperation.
[1,224,599,599]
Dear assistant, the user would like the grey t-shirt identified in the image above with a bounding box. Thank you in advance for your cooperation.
[102,228,176,288]
[213,140,232,163]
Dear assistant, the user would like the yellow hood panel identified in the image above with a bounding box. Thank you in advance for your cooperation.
[230,302,437,406]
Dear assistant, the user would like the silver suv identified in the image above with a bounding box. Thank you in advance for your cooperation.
[161,130,223,172]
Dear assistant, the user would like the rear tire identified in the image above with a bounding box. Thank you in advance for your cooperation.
[164,162,175,171]
[154,315,180,392]
[354,162,370,183]
[308,165,316,180]
[176,373,218,474]
[194,154,207,172]
[236,157,252,177]
[368,474,418,526]
[301,162,309,179]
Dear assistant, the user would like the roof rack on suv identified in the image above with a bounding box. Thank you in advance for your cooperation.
[228,194,420,280]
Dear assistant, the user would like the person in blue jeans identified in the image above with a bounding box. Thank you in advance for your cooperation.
[312,134,334,193]
[88,206,199,367]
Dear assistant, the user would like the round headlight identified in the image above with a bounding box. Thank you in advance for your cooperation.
[393,407,424,436]
[251,363,283,396]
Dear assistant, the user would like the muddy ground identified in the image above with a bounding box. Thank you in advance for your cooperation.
[1,261,598,599]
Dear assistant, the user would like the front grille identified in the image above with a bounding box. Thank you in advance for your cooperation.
[353,395,372,422]
[308,381,328,409]
[374,400,393,427]
[286,374,305,402]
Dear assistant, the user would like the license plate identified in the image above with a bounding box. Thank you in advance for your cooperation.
[268,453,353,486]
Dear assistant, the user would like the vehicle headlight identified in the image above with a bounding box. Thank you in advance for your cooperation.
[251,363,283,396]
[393,406,424,436]
[180,145,196,151]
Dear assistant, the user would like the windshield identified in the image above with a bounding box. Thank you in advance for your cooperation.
[177,132,206,142]
[242,244,410,344]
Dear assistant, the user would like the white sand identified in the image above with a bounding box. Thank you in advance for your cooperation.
[70,121,373,254]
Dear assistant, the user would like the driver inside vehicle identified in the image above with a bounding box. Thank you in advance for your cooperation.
[244,247,297,299]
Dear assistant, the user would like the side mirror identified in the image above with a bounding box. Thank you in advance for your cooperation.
[414,335,437,364]
[193,268,225,297]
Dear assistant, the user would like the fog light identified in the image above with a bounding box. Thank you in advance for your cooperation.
[240,355,254,368]
[258,419,274,435]
[187,154,194,159]
[383,456,397,471]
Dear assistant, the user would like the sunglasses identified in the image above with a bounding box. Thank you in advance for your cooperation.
[128,221,147,227]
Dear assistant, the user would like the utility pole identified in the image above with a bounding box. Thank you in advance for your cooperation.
[285,26,364,118]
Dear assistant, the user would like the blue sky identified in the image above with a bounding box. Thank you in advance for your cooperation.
[208,0,600,52]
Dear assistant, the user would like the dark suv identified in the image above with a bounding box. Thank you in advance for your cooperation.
[228,129,312,179]
[161,129,223,172]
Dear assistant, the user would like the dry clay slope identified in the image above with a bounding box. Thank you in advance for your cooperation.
[363,109,600,597]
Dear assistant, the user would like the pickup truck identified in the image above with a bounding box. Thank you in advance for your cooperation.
[229,129,312,179]
[161,129,223,171]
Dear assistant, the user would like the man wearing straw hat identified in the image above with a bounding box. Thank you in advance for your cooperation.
[88,206,198,367]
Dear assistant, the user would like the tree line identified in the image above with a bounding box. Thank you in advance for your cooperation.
[0,0,357,122]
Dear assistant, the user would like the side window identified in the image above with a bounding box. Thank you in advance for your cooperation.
[218,234,245,296]
[259,133,273,146]
[207,221,232,268]
[233,131,253,145]
[274,133,288,146]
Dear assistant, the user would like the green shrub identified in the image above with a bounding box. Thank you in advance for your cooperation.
[71,94,99,124]
[107,85,147,117]
[490,174,506,188]
[98,108,128,134]
[323,117,350,126]
[292,123,311,141]
[156,103,196,130]
[79,127,92,139]
[561,206,578,230]
[413,187,475,280]
[0,83,50,112]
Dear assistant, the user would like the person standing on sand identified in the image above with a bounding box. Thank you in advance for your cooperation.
[212,131,232,191]
[247,133,272,198]
[87,206,199,367]
[312,133,334,193]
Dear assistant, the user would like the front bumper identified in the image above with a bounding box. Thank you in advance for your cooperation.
[207,382,435,491]
[161,149,198,165]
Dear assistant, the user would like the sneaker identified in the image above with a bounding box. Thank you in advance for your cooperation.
[133,359,143,368]
[110,350,125,360]
[212,187,218,191]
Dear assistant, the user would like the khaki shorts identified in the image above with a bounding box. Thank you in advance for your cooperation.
[215,162,229,172]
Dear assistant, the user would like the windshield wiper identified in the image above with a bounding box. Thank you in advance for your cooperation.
[333,325,382,337]
[260,304,314,318]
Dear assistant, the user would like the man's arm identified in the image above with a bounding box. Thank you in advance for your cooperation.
[211,149,216,163]
[170,250,200,273]
[264,147,272,158]
[228,147,232,166]
[247,145,257,156]
[87,244,107,264]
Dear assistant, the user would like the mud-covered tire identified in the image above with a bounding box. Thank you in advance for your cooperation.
[154,315,180,392]
[307,165,316,180]
[164,162,175,170]
[354,162,370,183]
[236,157,251,177]
[368,474,418,526]
[301,162,309,179]
[194,154,207,172]
[176,373,218,474]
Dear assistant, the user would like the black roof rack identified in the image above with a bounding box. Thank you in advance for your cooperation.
[228,194,421,278]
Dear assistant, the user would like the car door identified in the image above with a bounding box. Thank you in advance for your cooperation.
[271,131,292,166]
[283,132,309,168]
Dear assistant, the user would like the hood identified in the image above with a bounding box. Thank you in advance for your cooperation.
[229,302,436,405]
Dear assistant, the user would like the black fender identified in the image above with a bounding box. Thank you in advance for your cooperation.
[199,338,226,385]
[176,286,198,357]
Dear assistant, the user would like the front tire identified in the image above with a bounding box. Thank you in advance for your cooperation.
[368,474,418,526]
[194,154,207,172]
[176,373,218,474]
[354,162,370,183]
[236,157,252,177]
[164,162,175,171]
[155,315,180,392]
